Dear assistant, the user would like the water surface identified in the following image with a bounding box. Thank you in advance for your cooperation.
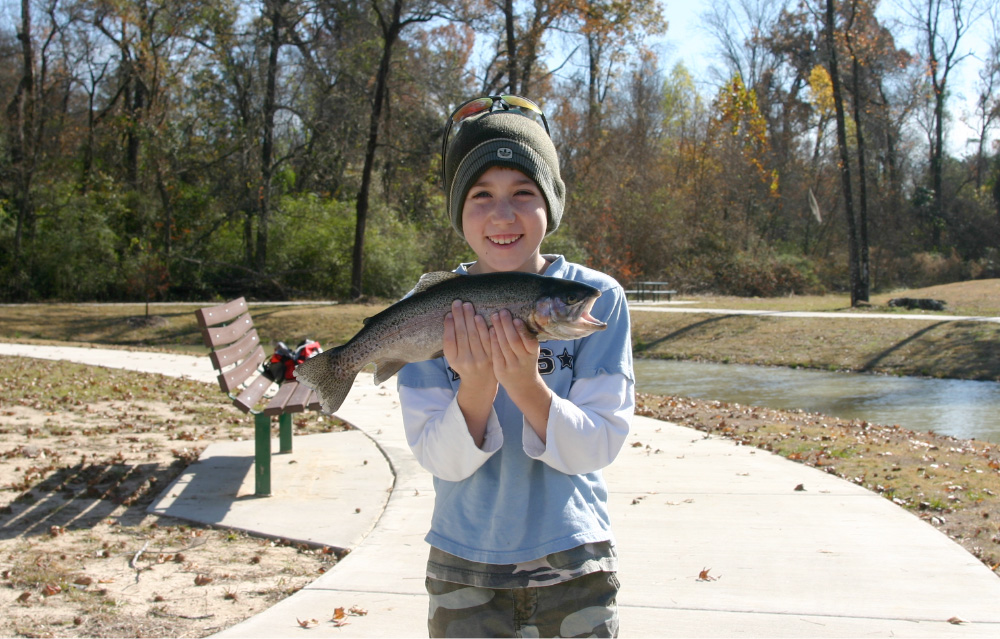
[634,359,1000,444]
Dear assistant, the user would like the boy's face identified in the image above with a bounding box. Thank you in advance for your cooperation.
[461,166,548,274]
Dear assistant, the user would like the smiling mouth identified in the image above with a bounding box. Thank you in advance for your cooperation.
[489,234,522,246]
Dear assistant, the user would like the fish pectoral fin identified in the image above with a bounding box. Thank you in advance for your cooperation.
[373,359,409,385]
[411,271,462,294]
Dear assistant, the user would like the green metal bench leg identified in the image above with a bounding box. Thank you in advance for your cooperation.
[254,413,271,497]
[279,413,292,453]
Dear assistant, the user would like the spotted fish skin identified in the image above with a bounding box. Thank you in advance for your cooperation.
[294,271,606,414]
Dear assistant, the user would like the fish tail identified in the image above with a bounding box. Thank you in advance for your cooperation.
[293,347,359,415]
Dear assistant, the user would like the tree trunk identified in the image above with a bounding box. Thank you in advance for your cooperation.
[6,0,37,271]
[351,0,402,299]
[849,29,869,301]
[504,0,518,93]
[930,82,945,248]
[826,0,862,306]
[587,33,602,137]
[256,0,283,274]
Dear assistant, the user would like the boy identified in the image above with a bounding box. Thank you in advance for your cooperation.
[398,95,634,638]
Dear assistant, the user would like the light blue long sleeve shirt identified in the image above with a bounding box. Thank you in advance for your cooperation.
[397,256,634,565]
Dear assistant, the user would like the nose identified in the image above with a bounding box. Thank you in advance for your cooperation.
[490,197,516,223]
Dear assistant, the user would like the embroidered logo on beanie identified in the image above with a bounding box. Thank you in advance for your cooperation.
[498,148,513,159]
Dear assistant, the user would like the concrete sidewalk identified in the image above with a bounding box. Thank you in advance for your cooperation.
[3,343,1000,637]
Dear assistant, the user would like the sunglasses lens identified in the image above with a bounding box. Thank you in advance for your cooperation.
[442,95,550,181]
[451,98,493,123]
[499,95,541,115]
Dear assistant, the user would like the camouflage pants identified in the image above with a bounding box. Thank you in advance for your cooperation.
[426,570,619,638]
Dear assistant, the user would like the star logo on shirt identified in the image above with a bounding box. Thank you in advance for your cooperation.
[447,366,461,381]
[557,348,574,370]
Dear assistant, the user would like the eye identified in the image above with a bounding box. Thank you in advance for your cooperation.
[565,294,579,305]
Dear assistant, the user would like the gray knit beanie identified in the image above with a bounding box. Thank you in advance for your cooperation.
[444,110,565,238]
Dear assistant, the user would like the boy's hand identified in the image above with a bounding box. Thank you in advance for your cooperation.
[443,300,495,387]
[490,310,553,442]
[489,309,541,385]
[444,300,497,447]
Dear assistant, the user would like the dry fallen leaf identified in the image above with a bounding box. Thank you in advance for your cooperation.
[794,484,806,491]
[697,568,718,582]
[947,616,968,625]
[43,583,62,596]
[331,607,351,627]
[194,574,213,586]
[17,592,31,603]
[349,605,368,616]
[297,617,319,628]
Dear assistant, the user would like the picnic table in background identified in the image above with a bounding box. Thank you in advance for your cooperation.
[625,281,676,302]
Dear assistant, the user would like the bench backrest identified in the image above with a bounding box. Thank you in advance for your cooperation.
[195,297,272,413]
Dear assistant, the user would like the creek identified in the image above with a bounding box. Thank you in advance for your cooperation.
[633,359,1000,444]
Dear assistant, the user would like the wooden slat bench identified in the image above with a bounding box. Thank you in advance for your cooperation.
[195,297,322,496]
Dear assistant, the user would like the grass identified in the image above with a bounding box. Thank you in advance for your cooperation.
[630,313,1000,380]
[677,279,1000,316]
[629,279,1000,381]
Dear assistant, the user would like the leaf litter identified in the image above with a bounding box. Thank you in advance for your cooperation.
[0,356,351,638]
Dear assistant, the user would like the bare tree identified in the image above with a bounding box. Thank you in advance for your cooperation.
[5,0,35,269]
[966,3,999,191]
[825,0,864,305]
[350,0,439,299]
[703,0,789,88]
[905,0,986,247]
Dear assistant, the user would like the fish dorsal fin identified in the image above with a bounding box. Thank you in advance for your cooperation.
[412,271,462,294]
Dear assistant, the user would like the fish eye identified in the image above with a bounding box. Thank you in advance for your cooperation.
[565,294,579,304]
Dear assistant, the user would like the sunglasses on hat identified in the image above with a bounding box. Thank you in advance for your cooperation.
[441,94,550,183]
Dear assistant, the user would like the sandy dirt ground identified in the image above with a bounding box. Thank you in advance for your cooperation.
[0,356,352,638]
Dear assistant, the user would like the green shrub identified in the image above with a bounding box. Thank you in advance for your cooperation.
[29,185,124,300]
[712,251,821,296]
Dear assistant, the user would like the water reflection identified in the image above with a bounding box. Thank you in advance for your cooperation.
[634,359,1000,444]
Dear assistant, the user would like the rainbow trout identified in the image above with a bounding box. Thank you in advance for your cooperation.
[294,271,607,414]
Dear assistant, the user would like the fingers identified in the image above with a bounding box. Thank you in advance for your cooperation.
[444,300,493,374]
[489,309,537,368]
[455,300,491,354]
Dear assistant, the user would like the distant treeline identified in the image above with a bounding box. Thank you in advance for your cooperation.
[2,0,998,303]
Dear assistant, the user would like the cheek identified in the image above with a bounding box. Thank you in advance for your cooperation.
[525,206,548,234]
[461,207,482,234]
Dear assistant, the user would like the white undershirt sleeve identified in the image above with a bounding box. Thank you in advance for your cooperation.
[522,373,633,475]
[399,384,502,481]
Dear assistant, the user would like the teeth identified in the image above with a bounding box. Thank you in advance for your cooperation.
[490,235,521,245]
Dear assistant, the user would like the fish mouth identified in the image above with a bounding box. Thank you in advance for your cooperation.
[573,293,607,331]
[532,290,607,341]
